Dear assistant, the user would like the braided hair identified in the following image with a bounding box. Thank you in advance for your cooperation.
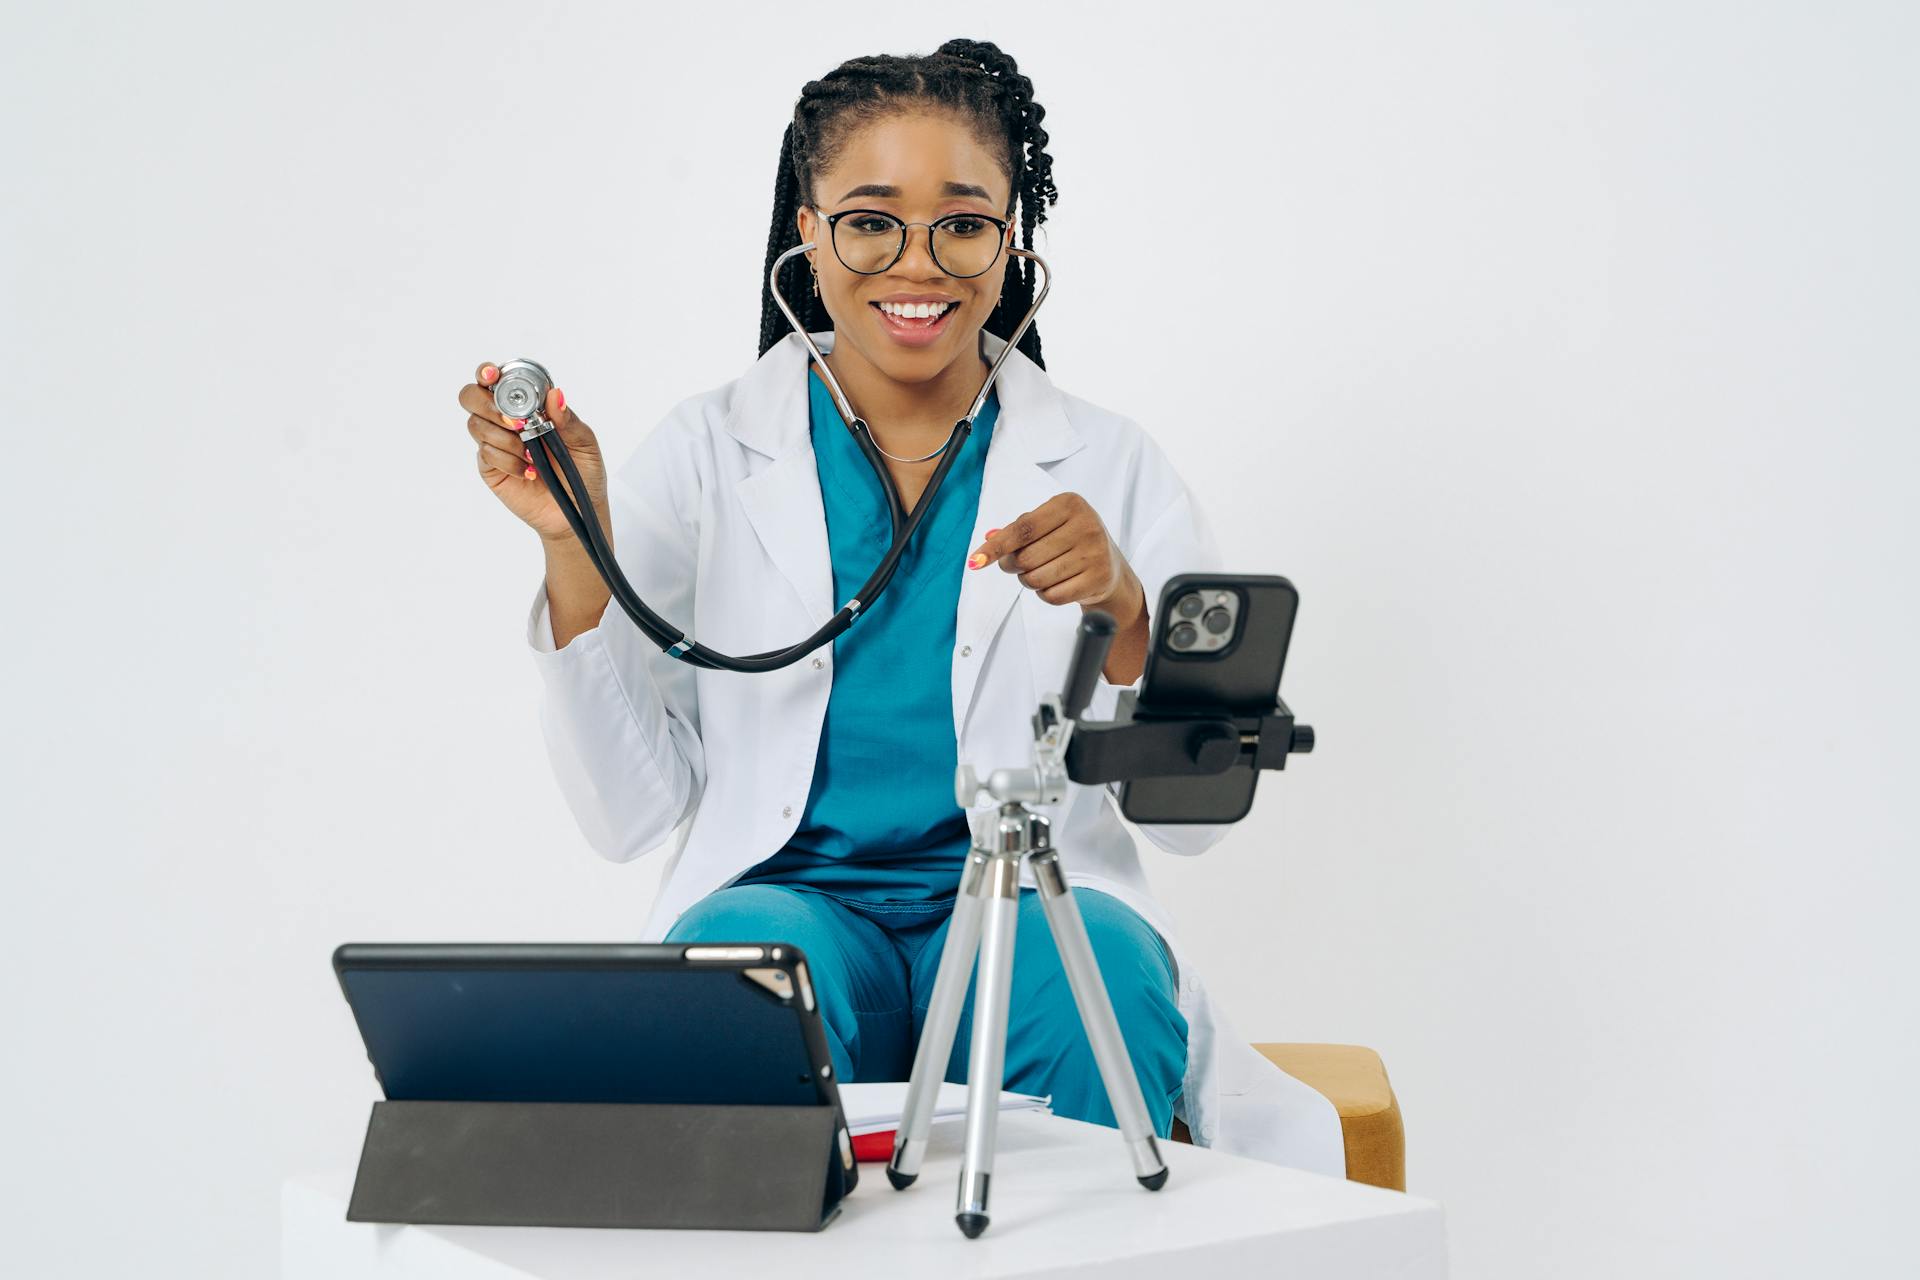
[757,38,1061,369]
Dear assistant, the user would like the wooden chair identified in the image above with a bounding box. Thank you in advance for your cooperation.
[1168,1043,1405,1191]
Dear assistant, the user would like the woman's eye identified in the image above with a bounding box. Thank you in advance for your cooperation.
[847,216,896,236]
[942,218,987,237]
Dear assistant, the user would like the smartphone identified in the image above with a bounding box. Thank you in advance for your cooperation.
[1118,574,1300,824]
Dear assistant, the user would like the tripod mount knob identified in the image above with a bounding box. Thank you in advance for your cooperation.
[1189,723,1240,773]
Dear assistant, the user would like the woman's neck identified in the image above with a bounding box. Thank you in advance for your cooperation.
[821,336,992,457]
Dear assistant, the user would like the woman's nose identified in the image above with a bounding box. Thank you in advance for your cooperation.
[894,224,945,276]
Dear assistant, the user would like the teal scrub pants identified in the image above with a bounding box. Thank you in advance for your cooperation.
[663,883,1189,1138]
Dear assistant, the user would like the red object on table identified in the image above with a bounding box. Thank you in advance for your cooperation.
[851,1130,897,1163]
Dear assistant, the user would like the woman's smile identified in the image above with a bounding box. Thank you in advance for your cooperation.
[870,295,961,347]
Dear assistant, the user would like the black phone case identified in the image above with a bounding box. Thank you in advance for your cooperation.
[1119,574,1299,824]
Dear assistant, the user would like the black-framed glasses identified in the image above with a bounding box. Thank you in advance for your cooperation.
[813,206,1011,278]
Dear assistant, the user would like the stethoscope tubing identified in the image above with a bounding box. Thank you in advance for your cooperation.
[524,238,1051,673]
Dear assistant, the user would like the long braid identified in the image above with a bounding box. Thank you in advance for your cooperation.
[756,40,1061,369]
[937,38,1057,371]
[757,123,829,357]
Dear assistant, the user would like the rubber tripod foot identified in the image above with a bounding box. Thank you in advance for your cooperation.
[957,1212,989,1239]
[1138,1167,1170,1191]
[886,1166,917,1190]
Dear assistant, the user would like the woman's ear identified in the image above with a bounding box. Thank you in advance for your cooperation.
[796,205,815,250]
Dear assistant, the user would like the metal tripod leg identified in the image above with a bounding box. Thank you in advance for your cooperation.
[890,802,1166,1239]
[955,848,1021,1238]
[1030,848,1169,1190]
[887,847,990,1189]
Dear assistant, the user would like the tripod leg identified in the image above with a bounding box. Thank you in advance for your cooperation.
[1030,850,1170,1190]
[887,848,990,1190]
[955,852,1021,1238]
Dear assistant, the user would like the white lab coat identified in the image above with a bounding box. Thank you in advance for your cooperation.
[524,326,1345,1176]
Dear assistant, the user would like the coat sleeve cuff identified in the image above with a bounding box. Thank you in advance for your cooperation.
[525,576,608,661]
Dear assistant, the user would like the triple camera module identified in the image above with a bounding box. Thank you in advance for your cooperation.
[1166,588,1240,654]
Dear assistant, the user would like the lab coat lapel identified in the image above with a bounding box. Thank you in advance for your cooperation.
[735,450,833,625]
[952,331,1084,736]
[953,443,1059,732]
[726,334,833,625]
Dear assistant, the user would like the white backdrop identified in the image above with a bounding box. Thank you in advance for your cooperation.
[4,2,1914,1275]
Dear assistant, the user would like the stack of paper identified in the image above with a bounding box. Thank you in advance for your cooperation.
[836,1081,1052,1161]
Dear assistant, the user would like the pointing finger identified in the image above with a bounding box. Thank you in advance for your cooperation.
[968,502,1071,569]
[965,526,1002,570]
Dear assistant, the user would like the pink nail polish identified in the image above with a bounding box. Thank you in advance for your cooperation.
[553,387,566,412]
[524,467,536,480]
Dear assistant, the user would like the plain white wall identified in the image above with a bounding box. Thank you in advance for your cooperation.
[4,1,1914,1275]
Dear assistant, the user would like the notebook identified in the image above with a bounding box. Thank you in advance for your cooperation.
[835,1081,1052,1161]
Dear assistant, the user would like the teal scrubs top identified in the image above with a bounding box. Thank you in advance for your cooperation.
[732,362,999,919]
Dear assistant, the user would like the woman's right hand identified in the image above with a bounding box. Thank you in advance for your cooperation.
[460,361,611,545]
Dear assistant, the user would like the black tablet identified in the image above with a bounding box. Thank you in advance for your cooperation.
[332,942,846,1114]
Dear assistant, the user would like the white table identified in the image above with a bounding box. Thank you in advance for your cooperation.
[283,1111,1448,1278]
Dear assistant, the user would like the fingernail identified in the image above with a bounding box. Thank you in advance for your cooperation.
[986,527,1001,538]
[553,387,566,412]
[481,364,498,384]
[967,553,987,569]
[523,448,532,461]
[511,418,525,428]
[524,467,536,480]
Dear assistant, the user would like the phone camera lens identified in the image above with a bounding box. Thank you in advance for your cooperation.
[1175,592,1205,620]
[1169,622,1199,650]
[1202,606,1233,637]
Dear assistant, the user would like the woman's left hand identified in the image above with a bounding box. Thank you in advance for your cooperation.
[969,488,1146,610]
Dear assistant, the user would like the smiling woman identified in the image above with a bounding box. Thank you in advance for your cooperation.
[489,35,1345,1183]
[758,41,1057,364]
[758,43,1060,475]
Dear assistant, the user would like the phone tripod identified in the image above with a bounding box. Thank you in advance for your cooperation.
[886,612,1168,1238]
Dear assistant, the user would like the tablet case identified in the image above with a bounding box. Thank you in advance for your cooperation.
[334,943,856,1232]
[348,1098,854,1231]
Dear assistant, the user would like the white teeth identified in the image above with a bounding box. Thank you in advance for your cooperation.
[878,300,952,319]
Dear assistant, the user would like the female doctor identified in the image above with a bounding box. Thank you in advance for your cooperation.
[456,39,1343,1175]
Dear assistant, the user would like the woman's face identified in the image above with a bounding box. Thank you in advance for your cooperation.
[797,111,1015,386]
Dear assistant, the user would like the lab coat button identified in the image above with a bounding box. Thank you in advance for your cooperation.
[811,657,824,670]
[960,645,973,657]
[782,805,793,818]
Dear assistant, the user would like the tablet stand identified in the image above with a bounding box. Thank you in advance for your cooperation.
[347,1098,855,1231]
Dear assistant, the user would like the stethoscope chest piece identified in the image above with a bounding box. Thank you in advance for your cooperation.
[493,359,555,431]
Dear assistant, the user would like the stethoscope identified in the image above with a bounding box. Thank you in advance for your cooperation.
[497,239,1052,674]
